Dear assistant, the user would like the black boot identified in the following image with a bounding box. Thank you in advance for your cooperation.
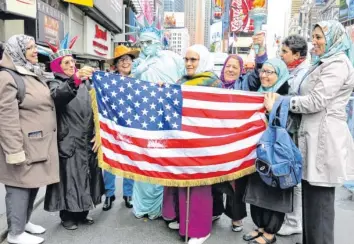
[123,196,133,208]
[103,195,116,211]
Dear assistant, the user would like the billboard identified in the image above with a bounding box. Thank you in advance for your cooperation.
[230,0,253,33]
[164,12,184,28]
[210,21,223,52]
[211,0,225,24]
[94,0,123,29]
[37,1,65,45]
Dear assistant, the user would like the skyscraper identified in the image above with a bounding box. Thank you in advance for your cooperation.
[184,0,210,46]
[164,0,184,12]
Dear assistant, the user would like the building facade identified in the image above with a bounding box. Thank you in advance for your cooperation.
[167,27,189,55]
[164,0,184,12]
[184,0,208,45]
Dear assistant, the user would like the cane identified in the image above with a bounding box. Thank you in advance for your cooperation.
[185,187,191,243]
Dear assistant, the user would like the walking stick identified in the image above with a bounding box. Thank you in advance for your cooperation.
[185,187,191,243]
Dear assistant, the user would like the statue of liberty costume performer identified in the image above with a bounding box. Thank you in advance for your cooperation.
[127,17,185,219]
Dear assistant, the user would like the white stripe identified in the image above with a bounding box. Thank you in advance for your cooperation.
[100,115,232,139]
[100,129,263,158]
[183,99,264,111]
[182,112,266,128]
[182,85,264,97]
[102,146,257,174]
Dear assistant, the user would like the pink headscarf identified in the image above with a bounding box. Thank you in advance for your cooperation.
[50,55,81,86]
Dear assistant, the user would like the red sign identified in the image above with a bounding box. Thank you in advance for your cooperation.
[93,25,109,56]
[230,0,252,33]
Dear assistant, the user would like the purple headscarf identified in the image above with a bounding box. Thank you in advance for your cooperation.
[220,55,244,89]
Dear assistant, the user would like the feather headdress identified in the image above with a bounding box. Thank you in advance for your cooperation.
[38,33,79,61]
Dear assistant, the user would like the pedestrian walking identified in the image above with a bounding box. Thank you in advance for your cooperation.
[44,34,105,231]
[0,34,59,244]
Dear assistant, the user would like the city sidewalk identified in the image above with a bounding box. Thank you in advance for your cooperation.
[1,178,354,244]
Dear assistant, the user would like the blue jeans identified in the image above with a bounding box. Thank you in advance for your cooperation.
[103,170,134,197]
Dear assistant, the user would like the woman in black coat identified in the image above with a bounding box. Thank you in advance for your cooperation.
[44,48,104,230]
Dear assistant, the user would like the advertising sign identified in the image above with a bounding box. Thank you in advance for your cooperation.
[230,0,253,33]
[37,1,65,45]
[5,0,37,18]
[211,0,225,24]
[94,0,123,29]
[210,22,223,52]
[339,0,349,21]
[164,12,185,28]
[84,16,112,58]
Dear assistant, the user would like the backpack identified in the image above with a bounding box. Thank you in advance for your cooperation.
[0,67,26,104]
[255,96,302,189]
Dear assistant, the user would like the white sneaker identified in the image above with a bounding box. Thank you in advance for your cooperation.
[25,222,46,234]
[188,234,211,244]
[277,224,302,236]
[168,221,180,230]
[7,232,44,244]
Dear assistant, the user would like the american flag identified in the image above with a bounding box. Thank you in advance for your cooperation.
[92,71,267,187]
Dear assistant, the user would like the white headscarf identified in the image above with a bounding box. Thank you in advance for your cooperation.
[186,44,214,75]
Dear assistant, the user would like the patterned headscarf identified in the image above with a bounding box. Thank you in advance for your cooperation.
[258,58,290,93]
[5,34,53,79]
[313,20,354,65]
[220,55,244,89]
[186,44,214,75]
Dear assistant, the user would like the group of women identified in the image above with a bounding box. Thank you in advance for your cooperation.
[0,19,353,244]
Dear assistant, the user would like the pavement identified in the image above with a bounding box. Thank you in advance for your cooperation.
[1,178,354,244]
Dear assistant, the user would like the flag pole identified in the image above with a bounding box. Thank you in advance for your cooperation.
[185,187,191,243]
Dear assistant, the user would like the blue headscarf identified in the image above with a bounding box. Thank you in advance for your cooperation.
[258,58,290,93]
[312,20,354,65]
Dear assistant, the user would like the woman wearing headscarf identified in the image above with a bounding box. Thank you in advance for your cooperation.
[243,58,293,244]
[213,33,267,233]
[175,44,222,244]
[265,20,354,244]
[44,35,105,231]
[0,35,59,244]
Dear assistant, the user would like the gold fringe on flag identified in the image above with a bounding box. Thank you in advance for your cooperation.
[90,88,256,187]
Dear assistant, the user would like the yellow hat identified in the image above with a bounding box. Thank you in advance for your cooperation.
[108,45,140,65]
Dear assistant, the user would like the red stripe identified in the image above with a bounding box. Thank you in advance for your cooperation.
[103,154,255,180]
[182,107,266,119]
[182,119,266,136]
[101,137,257,167]
[183,91,264,103]
[100,120,264,149]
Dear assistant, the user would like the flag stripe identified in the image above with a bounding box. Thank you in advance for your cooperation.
[103,153,255,180]
[181,119,266,136]
[100,120,265,149]
[183,99,263,111]
[101,146,257,175]
[100,129,263,158]
[181,84,264,97]
[182,91,265,103]
[182,107,266,119]
[181,113,266,128]
[101,138,257,167]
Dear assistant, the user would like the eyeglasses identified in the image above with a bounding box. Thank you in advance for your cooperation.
[26,45,38,51]
[184,57,199,63]
[138,40,154,47]
[62,59,76,66]
[118,56,132,64]
[260,69,277,76]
